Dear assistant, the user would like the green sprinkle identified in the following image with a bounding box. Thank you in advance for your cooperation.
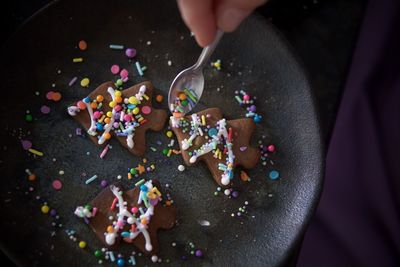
[150,147,157,152]
[130,168,137,175]
[25,114,33,122]
[135,179,145,187]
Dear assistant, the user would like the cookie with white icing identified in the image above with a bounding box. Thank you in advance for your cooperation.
[77,180,176,255]
[170,108,260,187]
[68,81,167,156]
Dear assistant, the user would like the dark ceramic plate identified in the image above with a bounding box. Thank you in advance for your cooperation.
[0,0,323,266]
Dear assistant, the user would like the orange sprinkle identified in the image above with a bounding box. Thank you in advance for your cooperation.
[155,94,163,103]
[141,219,148,225]
[178,92,187,100]
[77,101,86,110]
[28,174,36,181]
[165,200,172,206]
[90,102,97,109]
[240,171,250,182]
[107,225,114,233]
[78,40,87,51]
[51,92,62,101]
[172,112,184,118]
[104,133,111,140]
[96,95,104,102]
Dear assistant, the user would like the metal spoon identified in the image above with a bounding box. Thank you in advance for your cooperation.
[168,30,224,116]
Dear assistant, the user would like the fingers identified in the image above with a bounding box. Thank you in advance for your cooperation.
[177,0,217,47]
[215,0,268,32]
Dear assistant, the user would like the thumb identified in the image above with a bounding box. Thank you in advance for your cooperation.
[216,0,268,32]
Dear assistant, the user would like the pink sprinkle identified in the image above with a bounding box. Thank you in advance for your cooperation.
[267,145,276,152]
[21,140,32,150]
[141,106,152,115]
[240,146,247,152]
[114,105,122,112]
[69,77,78,86]
[123,114,132,122]
[111,64,120,74]
[100,144,109,159]
[120,69,129,78]
[46,91,54,100]
[131,207,138,214]
[92,207,98,217]
[93,111,101,119]
[40,105,51,114]
[52,179,63,190]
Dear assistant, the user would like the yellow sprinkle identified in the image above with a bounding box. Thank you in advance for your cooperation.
[99,115,106,123]
[214,149,220,158]
[28,148,43,156]
[73,57,83,63]
[143,94,149,101]
[80,78,90,87]
[201,115,206,126]
[167,149,172,157]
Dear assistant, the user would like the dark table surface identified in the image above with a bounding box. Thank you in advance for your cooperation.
[0,0,365,266]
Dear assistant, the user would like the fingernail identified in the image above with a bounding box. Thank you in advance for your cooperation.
[218,8,248,32]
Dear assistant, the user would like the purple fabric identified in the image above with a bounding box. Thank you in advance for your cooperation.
[298,0,400,266]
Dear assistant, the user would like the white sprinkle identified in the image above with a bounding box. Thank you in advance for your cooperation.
[178,165,185,172]
[198,220,210,226]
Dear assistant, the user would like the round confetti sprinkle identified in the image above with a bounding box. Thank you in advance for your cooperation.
[80,78,90,87]
[78,40,88,50]
[178,165,185,172]
[141,106,152,115]
[78,241,86,248]
[52,179,63,190]
[166,131,173,138]
[21,140,32,150]
[41,205,50,214]
[208,128,218,137]
[25,114,33,122]
[94,250,102,258]
[111,64,120,74]
[120,69,129,78]
[101,180,108,188]
[269,170,280,180]
[155,94,163,103]
[231,191,239,198]
[125,48,137,58]
[117,258,125,267]
[195,249,203,257]
[51,92,62,101]
[46,91,54,100]
[40,105,51,114]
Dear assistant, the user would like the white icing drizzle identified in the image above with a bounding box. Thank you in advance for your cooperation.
[67,106,80,116]
[187,118,235,185]
[170,116,181,128]
[74,206,95,218]
[98,87,116,145]
[103,181,159,251]
[123,122,140,149]
[182,114,203,150]
[83,100,98,136]
[135,85,147,103]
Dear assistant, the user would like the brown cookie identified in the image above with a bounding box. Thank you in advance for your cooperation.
[170,108,260,187]
[82,180,176,255]
[68,81,167,156]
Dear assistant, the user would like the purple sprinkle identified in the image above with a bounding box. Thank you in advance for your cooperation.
[40,105,51,114]
[76,128,82,136]
[50,209,57,217]
[101,180,108,188]
[231,191,239,198]
[84,217,90,224]
[69,76,78,86]
[249,105,257,112]
[239,146,247,152]
[21,140,32,150]
[181,256,188,261]
[195,250,203,258]
[125,48,137,58]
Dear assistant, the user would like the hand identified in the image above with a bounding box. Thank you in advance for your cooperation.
[177,0,268,47]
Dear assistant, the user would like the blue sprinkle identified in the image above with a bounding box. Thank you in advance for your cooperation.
[253,114,262,123]
[140,185,148,192]
[83,97,91,103]
[128,104,136,109]
[208,128,218,137]
[269,170,280,180]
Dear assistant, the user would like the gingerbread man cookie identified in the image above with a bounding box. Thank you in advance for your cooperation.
[74,180,176,256]
[170,108,260,187]
[68,81,167,156]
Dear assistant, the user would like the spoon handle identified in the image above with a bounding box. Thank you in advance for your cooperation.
[193,29,224,70]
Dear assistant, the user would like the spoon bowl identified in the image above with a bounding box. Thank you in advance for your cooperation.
[168,30,223,116]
